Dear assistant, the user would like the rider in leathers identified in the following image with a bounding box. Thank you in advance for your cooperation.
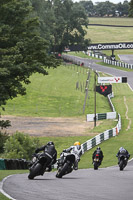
[35,141,57,172]
[63,141,82,170]
[92,147,104,164]
[116,147,130,164]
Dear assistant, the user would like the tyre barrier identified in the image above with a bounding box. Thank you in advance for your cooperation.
[0,158,30,170]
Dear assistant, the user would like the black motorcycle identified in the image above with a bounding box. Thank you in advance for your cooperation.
[56,152,76,178]
[93,153,101,170]
[118,154,128,171]
[28,153,52,179]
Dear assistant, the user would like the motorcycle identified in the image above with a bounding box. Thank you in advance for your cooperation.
[93,153,101,170]
[56,152,76,178]
[118,154,128,171]
[28,153,52,179]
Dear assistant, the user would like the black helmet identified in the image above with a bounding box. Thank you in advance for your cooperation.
[97,146,101,150]
[47,141,54,146]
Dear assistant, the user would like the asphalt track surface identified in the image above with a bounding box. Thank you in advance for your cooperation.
[1,160,133,200]
[1,55,133,200]
[69,54,133,90]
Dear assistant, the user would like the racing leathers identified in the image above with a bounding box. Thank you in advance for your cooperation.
[63,145,82,170]
[35,143,57,171]
[116,147,130,164]
[92,148,104,164]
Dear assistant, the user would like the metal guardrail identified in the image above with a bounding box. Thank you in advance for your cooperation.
[104,57,133,69]
[88,51,133,69]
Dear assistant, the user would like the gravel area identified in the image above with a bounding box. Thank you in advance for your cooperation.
[1,115,99,137]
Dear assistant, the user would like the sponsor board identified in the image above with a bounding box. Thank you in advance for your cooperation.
[88,42,133,50]
[98,77,127,83]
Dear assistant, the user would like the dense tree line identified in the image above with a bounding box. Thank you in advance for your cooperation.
[79,0,130,17]
[31,0,90,53]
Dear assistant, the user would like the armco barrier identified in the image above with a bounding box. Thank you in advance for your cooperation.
[88,51,133,69]
[103,57,133,69]
[81,113,121,154]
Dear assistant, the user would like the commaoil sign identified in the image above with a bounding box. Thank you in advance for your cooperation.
[88,42,133,51]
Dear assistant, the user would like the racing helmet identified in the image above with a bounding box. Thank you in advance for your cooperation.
[47,141,54,146]
[74,141,81,146]
[97,146,101,150]
[119,147,124,151]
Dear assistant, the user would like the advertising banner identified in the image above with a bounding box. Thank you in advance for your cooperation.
[98,77,127,84]
[88,42,133,50]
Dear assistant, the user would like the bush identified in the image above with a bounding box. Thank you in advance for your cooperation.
[0,120,11,129]
[4,132,41,160]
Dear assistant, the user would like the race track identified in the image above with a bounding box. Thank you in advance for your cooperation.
[2,160,133,200]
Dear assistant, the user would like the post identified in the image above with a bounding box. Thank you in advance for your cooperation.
[94,71,97,127]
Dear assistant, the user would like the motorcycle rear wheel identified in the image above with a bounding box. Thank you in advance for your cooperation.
[28,163,42,179]
[56,162,70,178]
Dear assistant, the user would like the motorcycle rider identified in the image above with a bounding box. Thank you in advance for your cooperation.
[116,147,130,164]
[35,141,57,172]
[92,146,104,164]
[63,141,82,170]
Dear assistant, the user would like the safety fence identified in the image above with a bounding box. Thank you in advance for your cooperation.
[88,51,133,69]
[103,57,133,69]
[62,54,84,66]
[88,52,105,60]
[81,113,121,154]
[0,158,29,170]
[87,111,116,122]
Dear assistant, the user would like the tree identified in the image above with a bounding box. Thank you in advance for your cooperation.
[129,0,133,17]
[0,0,59,108]
[79,1,95,16]
[95,2,116,17]
[31,0,90,53]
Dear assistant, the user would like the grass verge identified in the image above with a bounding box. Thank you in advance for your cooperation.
[1,65,111,116]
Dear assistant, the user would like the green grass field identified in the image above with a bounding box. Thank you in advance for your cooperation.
[88,17,133,26]
[86,17,133,44]
[1,65,111,117]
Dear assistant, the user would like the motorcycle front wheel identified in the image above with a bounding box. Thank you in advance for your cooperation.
[56,162,70,178]
[94,162,99,170]
[119,160,124,171]
[28,163,42,179]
